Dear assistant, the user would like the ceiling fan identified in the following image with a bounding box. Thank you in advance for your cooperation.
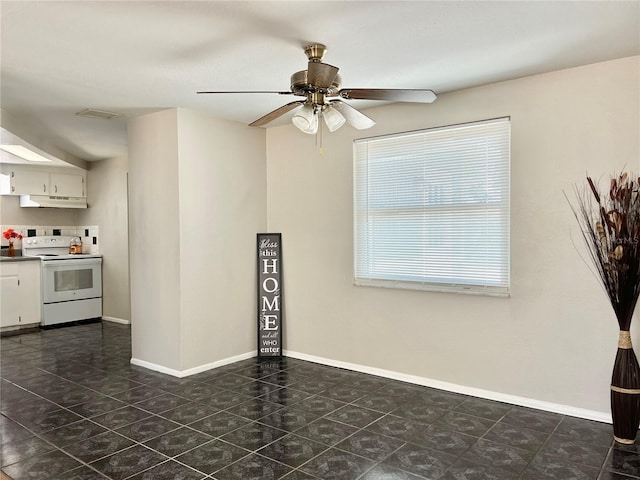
[197,44,437,134]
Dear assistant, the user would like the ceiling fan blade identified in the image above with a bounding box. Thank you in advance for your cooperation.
[197,90,294,95]
[330,101,376,130]
[249,101,304,127]
[307,62,339,89]
[339,88,437,103]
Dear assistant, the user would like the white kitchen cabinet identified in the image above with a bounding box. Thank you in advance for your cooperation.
[0,275,20,327]
[0,260,41,328]
[4,168,86,197]
[9,169,49,195]
[50,173,84,197]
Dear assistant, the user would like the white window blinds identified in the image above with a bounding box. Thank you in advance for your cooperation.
[353,117,510,296]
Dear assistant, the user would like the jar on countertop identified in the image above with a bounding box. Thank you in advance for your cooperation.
[69,237,83,254]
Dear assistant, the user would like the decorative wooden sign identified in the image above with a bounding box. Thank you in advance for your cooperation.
[257,233,283,357]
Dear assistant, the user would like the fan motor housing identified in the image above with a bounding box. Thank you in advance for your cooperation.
[290,70,342,97]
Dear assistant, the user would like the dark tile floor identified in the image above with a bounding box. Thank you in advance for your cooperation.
[1,322,639,480]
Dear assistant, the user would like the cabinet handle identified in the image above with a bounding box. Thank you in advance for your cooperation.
[54,185,58,193]
[11,186,14,192]
[43,184,47,193]
[82,177,85,196]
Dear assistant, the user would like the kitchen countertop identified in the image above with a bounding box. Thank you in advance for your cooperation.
[0,256,41,263]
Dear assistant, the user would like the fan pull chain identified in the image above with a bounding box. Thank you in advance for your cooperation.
[317,112,324,155]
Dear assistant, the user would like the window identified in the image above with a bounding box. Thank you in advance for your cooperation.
[353,117,510,296]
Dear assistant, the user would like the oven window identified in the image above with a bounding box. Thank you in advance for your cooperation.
[54,269,94,292]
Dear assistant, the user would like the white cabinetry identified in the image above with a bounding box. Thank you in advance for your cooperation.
[0,260,41,328]
[9,169,49,195]
[5,168,86,197]
[50,173,85,197]
[1,275,21,327]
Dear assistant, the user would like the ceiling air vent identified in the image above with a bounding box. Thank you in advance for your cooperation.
[75,109,121,120]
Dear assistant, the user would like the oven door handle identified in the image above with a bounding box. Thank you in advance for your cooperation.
[42,258,102,267]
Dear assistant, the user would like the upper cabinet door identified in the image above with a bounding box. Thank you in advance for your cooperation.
[50,173,85,197]
[10,169,49,195]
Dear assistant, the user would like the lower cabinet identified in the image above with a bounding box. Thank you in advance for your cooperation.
[0,260,41,328]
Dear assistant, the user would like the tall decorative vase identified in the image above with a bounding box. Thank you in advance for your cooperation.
[611,330,640,444]
[568,173,640,445]
[7,240,15,257]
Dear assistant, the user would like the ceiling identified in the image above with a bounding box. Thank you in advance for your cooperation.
[1,1,638,163]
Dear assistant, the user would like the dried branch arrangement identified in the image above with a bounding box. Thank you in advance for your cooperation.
[568,172,640,330]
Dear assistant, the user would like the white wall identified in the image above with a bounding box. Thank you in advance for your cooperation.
[266,56,640,416]
[128,108,266,372]
[177,109,266,370]
[79,156,130,322]
[128,109,181,370]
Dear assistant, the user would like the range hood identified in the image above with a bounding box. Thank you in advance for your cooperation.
[20,195,87,208]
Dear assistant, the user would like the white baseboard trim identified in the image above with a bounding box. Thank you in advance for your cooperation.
[102,316,130,325]
[130,350,257,378]
[284,350,612,424]
[130,358,183,377]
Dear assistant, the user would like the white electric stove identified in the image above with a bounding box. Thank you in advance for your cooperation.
[23,236,102,326]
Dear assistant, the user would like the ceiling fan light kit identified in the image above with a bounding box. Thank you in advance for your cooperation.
[291,104,346,135]
[292,104,318,134]
[322,105,346,132]
[197,43,437,134]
